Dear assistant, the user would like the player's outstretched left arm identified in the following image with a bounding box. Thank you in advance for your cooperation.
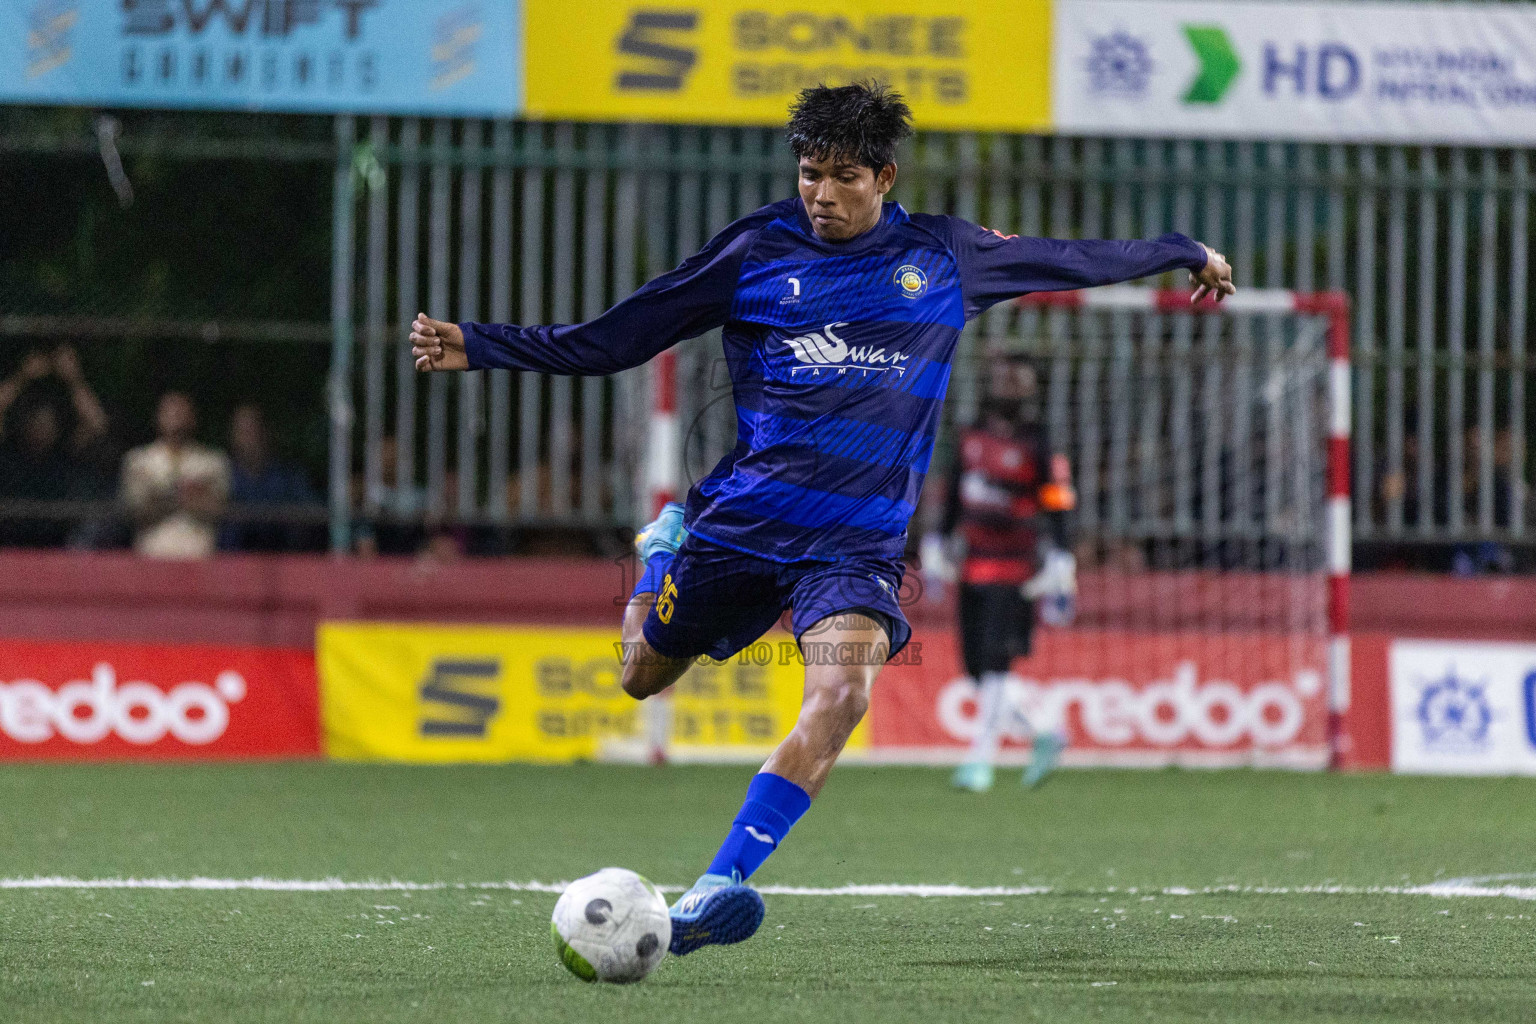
[938,219,1235,320]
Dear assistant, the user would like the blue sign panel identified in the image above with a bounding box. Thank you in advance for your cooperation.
[2,1,521,116]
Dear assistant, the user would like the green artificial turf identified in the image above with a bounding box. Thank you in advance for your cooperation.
[1,764,1534,1022]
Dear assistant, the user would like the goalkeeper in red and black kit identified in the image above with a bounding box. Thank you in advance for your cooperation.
[926,355,1077,792]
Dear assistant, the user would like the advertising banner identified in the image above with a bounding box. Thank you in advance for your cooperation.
[318,622,868,763]
[872,630,1329,768]
[1054,0,1536,144]
[0,638,319,759]
[2,1,521,115]
[524,0,1052,130]
[1390,639,1536,775]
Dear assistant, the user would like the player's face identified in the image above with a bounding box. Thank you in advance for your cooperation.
[797,154,897,241]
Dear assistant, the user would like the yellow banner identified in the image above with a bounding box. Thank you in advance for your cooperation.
[317,622,866,763]
[525,1,1052,131]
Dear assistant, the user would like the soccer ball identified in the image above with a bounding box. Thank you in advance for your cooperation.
[551,868,671,983]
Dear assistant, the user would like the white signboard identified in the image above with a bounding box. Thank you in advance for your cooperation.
[1054,0,1536,144]
[1390,640,1536,775]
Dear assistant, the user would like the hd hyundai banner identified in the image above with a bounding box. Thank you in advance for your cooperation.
[2,0,522,115]
[1390,639,1536,776]
[0,638,319,759]
[1054,0,1536,144]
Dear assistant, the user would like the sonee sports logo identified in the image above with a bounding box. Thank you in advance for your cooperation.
[0,662,246,745]
[419,659,501,738]
[615,9,699,92]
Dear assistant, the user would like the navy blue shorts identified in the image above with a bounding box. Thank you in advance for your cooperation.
[633,533,912,663]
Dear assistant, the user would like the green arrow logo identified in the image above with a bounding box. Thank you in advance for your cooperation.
[1182,25,1241,104]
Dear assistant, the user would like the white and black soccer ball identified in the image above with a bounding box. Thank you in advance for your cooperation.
[551,868,671,984]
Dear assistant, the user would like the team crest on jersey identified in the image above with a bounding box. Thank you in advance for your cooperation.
[893,264,928,299]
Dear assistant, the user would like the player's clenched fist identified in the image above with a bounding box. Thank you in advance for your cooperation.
[411,314,469,372]
[1190,244,1236,304]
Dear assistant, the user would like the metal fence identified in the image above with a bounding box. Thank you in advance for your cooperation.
[334,118,1534,551]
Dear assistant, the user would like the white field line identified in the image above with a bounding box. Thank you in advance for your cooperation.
[0,877,1534,901]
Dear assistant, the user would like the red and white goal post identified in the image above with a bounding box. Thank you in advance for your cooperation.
[1011,287,1351,768]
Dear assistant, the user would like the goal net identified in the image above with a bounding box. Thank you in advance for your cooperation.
[944,288,1350,768]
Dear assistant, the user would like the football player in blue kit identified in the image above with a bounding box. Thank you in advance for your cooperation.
[411,82,1235,956]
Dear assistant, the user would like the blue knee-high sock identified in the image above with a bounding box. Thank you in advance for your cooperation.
[706,772,812,882]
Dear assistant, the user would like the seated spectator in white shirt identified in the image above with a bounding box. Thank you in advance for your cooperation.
[120,392,230,559]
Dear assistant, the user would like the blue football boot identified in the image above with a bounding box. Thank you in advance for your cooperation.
[635,501,687,565]
[668,871,765,956]
[1022,731,1065,789]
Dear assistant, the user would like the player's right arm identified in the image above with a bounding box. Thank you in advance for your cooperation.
[411,217,761,376]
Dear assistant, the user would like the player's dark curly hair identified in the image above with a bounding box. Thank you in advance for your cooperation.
[785,82,914,171]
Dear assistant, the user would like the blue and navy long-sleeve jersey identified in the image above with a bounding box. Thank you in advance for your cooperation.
[462,198,1206,563]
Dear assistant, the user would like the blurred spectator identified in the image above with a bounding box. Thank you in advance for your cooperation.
[353,435,428,556]
[218,403,320,553]
[1449,425,1527,575]
[120,392,230,559]
[420,527,466,564]
[0,346,111,547]
[1490,427,1526,533]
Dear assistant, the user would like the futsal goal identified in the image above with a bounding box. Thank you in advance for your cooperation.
[972,287,1352,768]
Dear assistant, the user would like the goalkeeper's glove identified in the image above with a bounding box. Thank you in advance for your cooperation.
[1022,546,1077,627]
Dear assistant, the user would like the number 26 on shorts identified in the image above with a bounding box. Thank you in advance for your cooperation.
[655,574,679,624]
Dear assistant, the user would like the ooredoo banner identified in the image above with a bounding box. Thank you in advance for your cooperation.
[1054,0,1536,144]
[0,638,319,759]
[1390,639,1536,776]
[873,630,1330,768]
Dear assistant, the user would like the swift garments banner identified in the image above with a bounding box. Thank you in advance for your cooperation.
[318,622,869,763]
[524,0,1052,130]
[1054,0,1536,144]
[2,1,522,115]
[0,638,319,759]
[872,630,1330,768]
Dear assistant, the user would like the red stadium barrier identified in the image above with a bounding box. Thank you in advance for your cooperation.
[3,551,1531,647]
